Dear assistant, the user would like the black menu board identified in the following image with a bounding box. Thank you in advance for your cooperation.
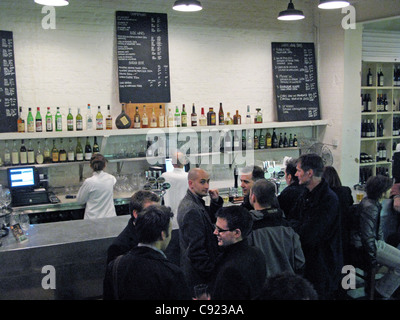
[272,42,320,122]
[116,11,170,103]
[0,30,18,133]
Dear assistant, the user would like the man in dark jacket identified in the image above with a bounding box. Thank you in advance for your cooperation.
[103,205,191,300]
[211,206,266,300]
[177,168,223,293]
[239,165,265,211]
[289,153,343,300]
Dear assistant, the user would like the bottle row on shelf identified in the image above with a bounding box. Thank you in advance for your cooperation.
[365,66,400,87]
[361,93,400,113]
[361,117,400,138]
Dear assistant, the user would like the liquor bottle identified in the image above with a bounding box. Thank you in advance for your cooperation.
[17,106,25,133]
[4,141,11,166]
[174,106,181,127]
[106,105,112,130]
[11,140,19,165]
[367,68,373,86]
[67,108,74,131]
[259,130,265,149]
[27,140,35,164]
[242,130,246,151]
[293,134,298,147]
[222,131,232,152]
[93,136,100,154]
[55,107,62,131]
[27,108,34,133]
[150,107,158,128]
[76,138,84,161]
[207,108,216,126]
[289,133,294,147]
[224,112,233,125]
[233,131,240,150]
[59,139,67,162]
[36,141,44,164]
[43,139,52,163]
[246,130,254,150]
[19,139,27,164]
[158,105,165,128]
[218,103,224,125]
[246,105,251,124]
[86,104,93,130]
[167,108,174,127]
[67,138,75,162]
[199,107,207,126]
[272,128,278,148]
[51,139,59,163]
[96,106,103,130]
[35,107,42,132]
[181,104,188,127]
[233,110,241,125]
[84,137,92,161]
[283,132,289,148]
[116,103,132,129]
[76,108,83,131]
[278,133,283,148]
[133,106,141,129]
[266,130,272,149]
[255,108,263,124]
[254,130,259,150]
[142,105,149,128]
[378,68,384,87]
[46,107,53,132]
[191,103,197,126]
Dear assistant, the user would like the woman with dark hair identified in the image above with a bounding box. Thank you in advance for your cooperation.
[77,153,117,219]
[351,175,400,299]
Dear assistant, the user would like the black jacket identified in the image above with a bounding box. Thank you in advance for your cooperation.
[290,179,343,299]
[211,239,266,300]
[103,246,191,300]
[278,181,305,219]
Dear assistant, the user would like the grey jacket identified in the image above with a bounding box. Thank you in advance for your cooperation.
[248,208,305,277]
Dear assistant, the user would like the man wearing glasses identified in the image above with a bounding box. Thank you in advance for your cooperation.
[210,206,266,300]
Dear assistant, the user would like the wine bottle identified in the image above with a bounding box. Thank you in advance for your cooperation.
[289,133,294,147]
[51,139,59,163]
[17,106,25,133]
[218,103,224,125]
[133,106,141,129]
[266,130,272,149]
[191,104,197,126]
[150,107,158,128]
[279,133,283,148]
[167,108,174,127]
[67,138,75,162]
[35,107,42,132]
[93,136,100,154]
[254,130,259,150]
[27,140,35,164]
[76,138,84,161]
[378,68,384,87]
[46,107,53,132]
[174,106,181,127]
[76,108,83,131]
[367,68,373,86]
[181,104,187,127]
[96,106,103,130]
[67,108,74,131]
[36,141,44,164]
[242,130,246,151]
[27,108,34,133]
[158,105,165,128]
[233,110,241,125]
[283,132,288,148]
[142,105,149,128]
[272,128,278,148]
[106,105,112,130]
[86,104,93,130]
[293,134,298,147]
[199,107,207,126]
[43,139,51,163]
[11,140,19,165]
[55,107,62,132]
[4,141,11,166]
[84,137,92,161]
[259,130,265,149]
[116,103,132,129]
[20,139,27,164]
[59,139,67,162]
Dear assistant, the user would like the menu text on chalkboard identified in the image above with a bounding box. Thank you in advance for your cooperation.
[0,30,18,133]
[116,11,170,104]
[272,42,320,122]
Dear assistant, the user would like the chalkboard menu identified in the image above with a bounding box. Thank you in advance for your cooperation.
[116,11,170,104]
[272,42,320,122]
[0,30,18,133]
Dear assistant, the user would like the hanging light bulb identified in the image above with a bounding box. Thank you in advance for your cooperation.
[34,0,69,6]
[277,0,305,21]
[173,0,202,12]
[318,0,350,9]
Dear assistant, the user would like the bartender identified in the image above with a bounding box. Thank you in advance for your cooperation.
[76,153,117,219]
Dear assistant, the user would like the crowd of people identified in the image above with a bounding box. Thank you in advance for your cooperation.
[100,152,400,300]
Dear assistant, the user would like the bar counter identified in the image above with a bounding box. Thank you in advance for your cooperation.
[0,215,130,300]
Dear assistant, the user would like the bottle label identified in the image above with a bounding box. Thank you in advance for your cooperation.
[28,151,35,164]
[36,120,42,132]
[134,120,141,128]
[106,119,112,129]
[36,154,44,164]
[46,118,52,131]
[76,119,83,130]
[67,119,74,130]
[85,152,92,161]
[76,153,84,161]
[142,118,148,126]
[182,115,187,126]
[56,119,62,131]
[52,152,59,162]
[96,119,103,130]
[59,153,67,162]
[27,122,34,133]
[11,152,19,165]
[68,151,75,161]
[159,116,165,128]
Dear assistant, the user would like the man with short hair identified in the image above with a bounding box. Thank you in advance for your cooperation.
[290,153,343,300]
[178,168,223,292]
[239,165,264,210]
[103,205,191,300]
[211,205,266,300]
[106,190,160,263]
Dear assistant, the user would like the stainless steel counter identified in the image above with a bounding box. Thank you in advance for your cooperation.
[0,215,130,300]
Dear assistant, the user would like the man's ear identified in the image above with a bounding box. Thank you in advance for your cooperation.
[132,210,138,220]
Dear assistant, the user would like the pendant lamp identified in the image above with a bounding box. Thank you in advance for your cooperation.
[34,0,69,5]
[173,0,202,12]
[277,0,305,21]
[318,0,350,9]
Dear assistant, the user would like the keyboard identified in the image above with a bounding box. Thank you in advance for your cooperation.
[11,190,51,207]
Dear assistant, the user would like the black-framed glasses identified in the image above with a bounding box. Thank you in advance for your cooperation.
[214,224,234,234]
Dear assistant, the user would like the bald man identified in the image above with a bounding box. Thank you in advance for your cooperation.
[177,168,223,294]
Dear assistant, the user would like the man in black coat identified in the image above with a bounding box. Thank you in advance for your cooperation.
[103,205,191,300]
[211,206,266,300]
[289,153,343,300]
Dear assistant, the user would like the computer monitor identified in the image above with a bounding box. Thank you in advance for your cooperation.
[7,166,38,191]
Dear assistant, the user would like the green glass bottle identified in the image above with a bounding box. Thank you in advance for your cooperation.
[76,138,84,161]
[181,104,187,127]
[46,107,53,132]
[174,106,181,127]
[67,108,74,131]
[35,107,42,132]
[55,107,62,131]
[27,108,34,133]
[76,108,83,131]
